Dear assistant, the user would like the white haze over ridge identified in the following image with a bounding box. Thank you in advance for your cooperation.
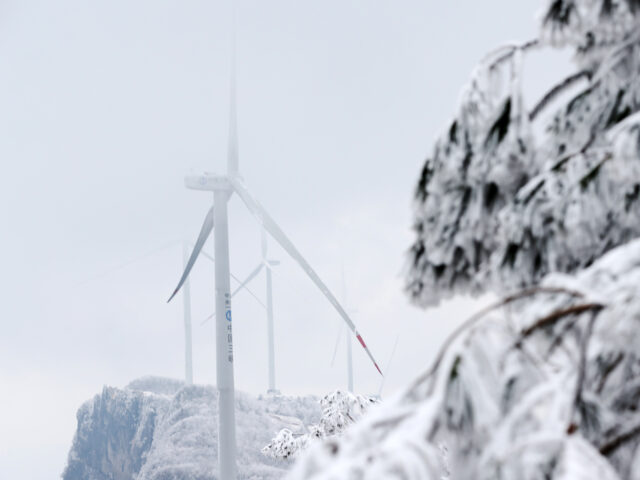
[0,1,569,478]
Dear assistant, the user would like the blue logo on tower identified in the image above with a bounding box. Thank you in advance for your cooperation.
[226,310,232,322]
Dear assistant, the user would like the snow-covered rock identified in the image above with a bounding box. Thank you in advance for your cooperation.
[62,376,320,480]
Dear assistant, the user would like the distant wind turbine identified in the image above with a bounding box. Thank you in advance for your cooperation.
[262,229,279,394]
[330,266,356,392]
[341,266,354,393]
[181,241,194,385]
[166,26,382,480]
[377,333,400,398]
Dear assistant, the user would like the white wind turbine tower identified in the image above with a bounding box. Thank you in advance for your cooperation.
[198,230,279,394]
[167,30,382,480]
[332,265,354,392]
[181,241,194,385]
[342,267,355,392]
[261,230,279,394]
[182,240,265,387]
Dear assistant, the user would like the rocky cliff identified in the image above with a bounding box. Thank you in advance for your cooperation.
[62,377,320,480]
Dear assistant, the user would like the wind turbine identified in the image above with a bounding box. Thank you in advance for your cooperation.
[200,229,280,394]
[330,266,355,392]
[261,229,279,394]
[166,29,382,480]
[181,241,266,386]
[341,266,354,393]
[181,241,194,385]
[78,238,198,387]
[377,333,400,399]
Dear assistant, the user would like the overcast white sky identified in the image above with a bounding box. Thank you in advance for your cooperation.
[0,1,570,478]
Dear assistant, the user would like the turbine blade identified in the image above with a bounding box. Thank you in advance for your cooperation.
[229,176,383,376]
[330,326,344,367]
[78,239,180,286]
[198,249,215,264]
[378,334,399,397]
[201,312,215,326]
[227,21,239,174]
[232,263,264,298]
[167,207,214,303]
[261,228,268,259]
[201,263,266,325]
[195,248,267,308]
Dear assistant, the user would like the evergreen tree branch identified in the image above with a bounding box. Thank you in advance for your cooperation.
[408,287,587,397]
[596,352,624,394]
[551,133,596,172]
[591,30,640,86]
[545,313,581,357]
[529,70,592,121]
[483,39,540,70]
[567,311,599,434]
[599,421,640,455]
[518,303,605,340]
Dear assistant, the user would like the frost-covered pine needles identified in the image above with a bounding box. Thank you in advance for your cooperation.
[408,0,640,307]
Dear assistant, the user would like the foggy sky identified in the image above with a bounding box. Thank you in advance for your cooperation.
[0,1,568,478]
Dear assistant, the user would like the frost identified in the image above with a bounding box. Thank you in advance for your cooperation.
[407,0,640,306]
[262,391,379,460]
[289,2,640,478]
[62,379,321,480]
[289,239,640,479]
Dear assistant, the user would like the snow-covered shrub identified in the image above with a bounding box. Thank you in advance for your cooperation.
[288,1,640,479]
[263,391,378,460]
[262,428,310,461]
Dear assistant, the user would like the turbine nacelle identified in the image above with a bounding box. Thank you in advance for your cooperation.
[184,173,234,192]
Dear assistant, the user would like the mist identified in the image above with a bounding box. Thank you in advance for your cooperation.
[0,1,563,478]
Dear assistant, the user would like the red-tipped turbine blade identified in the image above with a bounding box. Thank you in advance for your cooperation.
[229,176,383,376]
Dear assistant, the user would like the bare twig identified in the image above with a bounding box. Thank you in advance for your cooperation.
[599,421,640,455]
[519,303,604,340]
[483,39,540,70]
[545,312,581,358]
[408,286,586,397]
[567,311,599,434]
[509,302,605,379]
[529,70,591,121]
[579,153,613,190]
[596,352,624,394]
[591,31,640,86]
[551,132,596,172]
[607,376,640,410]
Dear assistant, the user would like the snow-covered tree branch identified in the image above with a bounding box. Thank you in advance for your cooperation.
[407,0,640,307]
[288,1,640,478]
[289,239,640,479]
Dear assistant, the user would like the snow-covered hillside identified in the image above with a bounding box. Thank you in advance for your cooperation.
[62,377,320,480]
